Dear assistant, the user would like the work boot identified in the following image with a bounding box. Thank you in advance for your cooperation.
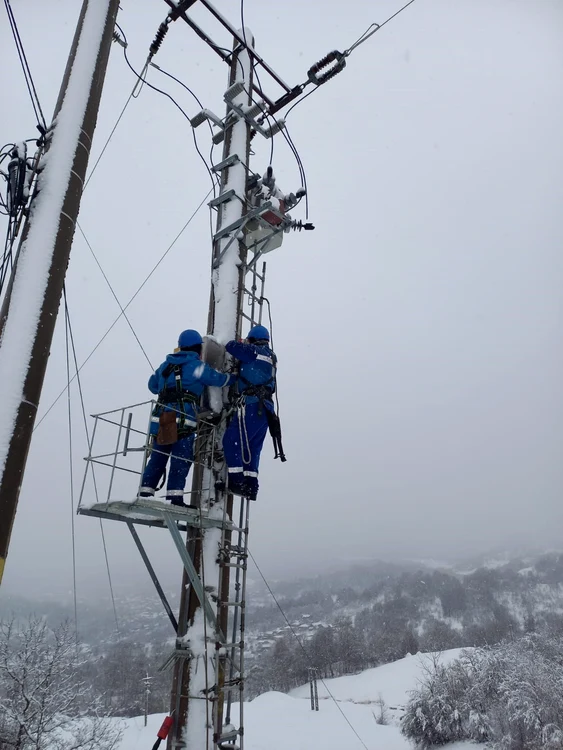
[227,475,247,497]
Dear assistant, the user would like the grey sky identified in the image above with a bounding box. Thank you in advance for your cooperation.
[1,0,563,599]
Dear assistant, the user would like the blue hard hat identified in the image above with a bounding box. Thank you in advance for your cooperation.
[178,329,203,349]
[247,325,269,341]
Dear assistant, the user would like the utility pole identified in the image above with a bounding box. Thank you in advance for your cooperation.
[143,673,153,726]
[168,32,254,750]
[308,667,319,711]
[0,0,120,586]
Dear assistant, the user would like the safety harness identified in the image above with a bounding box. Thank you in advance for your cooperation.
[237,348,286,462]
[155,363,198,436]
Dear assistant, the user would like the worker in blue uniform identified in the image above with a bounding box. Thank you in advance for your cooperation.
[139,329,234,506]
[223,324,284,500]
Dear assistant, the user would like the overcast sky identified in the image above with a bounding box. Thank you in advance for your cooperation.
[1,0,563,601]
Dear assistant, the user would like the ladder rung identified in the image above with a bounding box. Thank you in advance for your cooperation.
[218,730,239,742]
[222,600,245,607]
[244,267,264,283]
[216,683,243,694]
[221,563,247,569]
[220,641,243,650]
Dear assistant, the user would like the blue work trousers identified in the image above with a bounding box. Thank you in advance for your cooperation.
[141,434,195,501]
[223,401,269,499]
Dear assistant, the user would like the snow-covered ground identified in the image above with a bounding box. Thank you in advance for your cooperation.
[116,649,478,750]
[290,647,465,708]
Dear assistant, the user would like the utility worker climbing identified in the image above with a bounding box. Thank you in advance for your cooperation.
[139,329,234,506]
[223,324,286,501]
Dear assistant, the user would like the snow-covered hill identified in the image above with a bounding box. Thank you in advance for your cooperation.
[115,650,477,750]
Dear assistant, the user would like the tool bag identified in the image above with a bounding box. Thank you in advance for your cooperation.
[154,363,198,444]
[156,411,178,445]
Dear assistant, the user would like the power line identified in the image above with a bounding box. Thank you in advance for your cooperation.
[279,126,309,218]
[76,222,154,370]
[63,287,120,635]
[149,62,221,177]
[63,291,79,648]
[248,550,370,750]
[115,23,219,197]
[281,0,421,122]
[84,90,134,190]
[3,0,47,131]
[240,1,275,167]
[34,186,214,430]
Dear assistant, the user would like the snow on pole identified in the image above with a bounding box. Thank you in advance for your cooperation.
[207,30,254,418]
[211,30,254,346]
[173,30,255,750]
[0,0,119,584]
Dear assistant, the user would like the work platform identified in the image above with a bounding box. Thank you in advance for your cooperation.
[78,497,234,531]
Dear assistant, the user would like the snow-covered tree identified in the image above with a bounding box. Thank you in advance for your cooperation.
[0,616,122,750]
[402,635,563,749]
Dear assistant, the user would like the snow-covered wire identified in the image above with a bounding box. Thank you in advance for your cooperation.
[248,550,370,750]
[63,287,120,635]
[3,0,47,131]
[34,186,214,430]
[76,222,154,370]
[279,126,309,219]
[115,23,219,197]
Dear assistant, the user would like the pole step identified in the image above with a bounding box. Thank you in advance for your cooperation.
[212,153,240,173]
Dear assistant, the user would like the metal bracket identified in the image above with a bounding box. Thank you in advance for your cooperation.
[209,189,236,208]
[164,513,221,636]
[213,202,272,244]
[127,522,178,632]
[212,154,241,173]
[190,108,224,130]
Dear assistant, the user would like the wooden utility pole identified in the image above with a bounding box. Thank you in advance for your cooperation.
[0,0,120,585]
[168,32,254,750]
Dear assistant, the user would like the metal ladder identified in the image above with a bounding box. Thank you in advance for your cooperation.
[241,259,267,330]
[212,257,267,750]
[213,496,251,750]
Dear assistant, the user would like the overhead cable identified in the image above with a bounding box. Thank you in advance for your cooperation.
[115,23,219,197]
[76,222,154,370]
[3,0,47,132]
[282,0,420,121]
[63,286,120,635]
[34,187,214,430]
[249,550,371,750]
[63,290,79,649]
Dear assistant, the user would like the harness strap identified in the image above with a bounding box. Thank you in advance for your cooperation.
[156,364,199,435]
[158,387,199,405]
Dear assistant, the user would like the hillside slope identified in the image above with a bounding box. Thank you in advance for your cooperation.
[117,650,478,750]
